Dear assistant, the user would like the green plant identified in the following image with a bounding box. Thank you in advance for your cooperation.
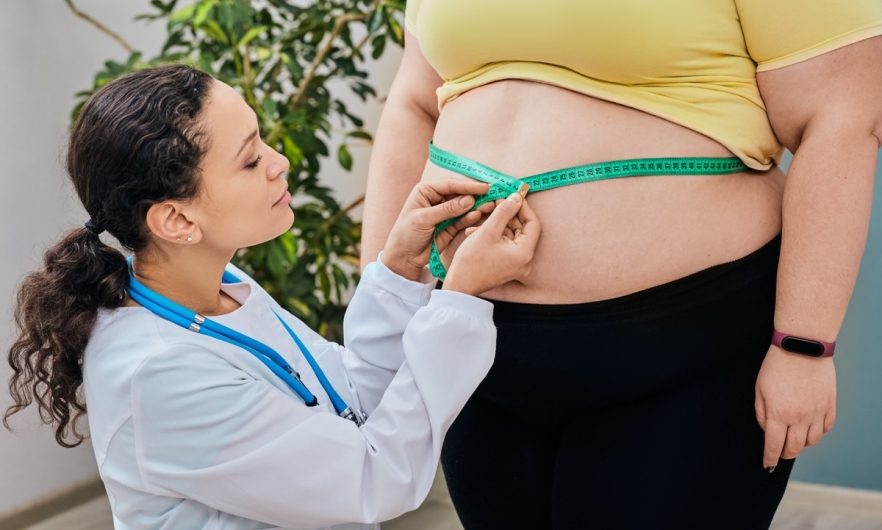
[68,0,405,339]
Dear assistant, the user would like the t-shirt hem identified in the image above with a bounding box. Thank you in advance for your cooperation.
[437,67,777,170]
[404,15,417,35]
[756,22,882,73]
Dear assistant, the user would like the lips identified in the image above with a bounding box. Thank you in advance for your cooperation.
[273,189,292,207]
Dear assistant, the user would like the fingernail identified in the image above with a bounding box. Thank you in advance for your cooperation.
[766,466,776,473]
[459,195,474,207]
[507,193,521,203]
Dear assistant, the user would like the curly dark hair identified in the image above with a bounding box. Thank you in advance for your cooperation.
[4,64,214,447]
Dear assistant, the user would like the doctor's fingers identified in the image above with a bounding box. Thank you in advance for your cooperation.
[478,193,525,239]
[409,179,489,207]
[411,194,479,230]
[512,198,541,247]
[434,211,484,253]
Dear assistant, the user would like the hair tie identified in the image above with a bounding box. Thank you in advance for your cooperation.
[85,219,105,236]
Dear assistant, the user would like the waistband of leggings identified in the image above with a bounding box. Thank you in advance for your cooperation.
[487,234,781,322]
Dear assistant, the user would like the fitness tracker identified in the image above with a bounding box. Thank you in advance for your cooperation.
[772,330,835,358]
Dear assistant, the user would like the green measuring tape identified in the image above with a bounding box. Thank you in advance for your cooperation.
[427,142,749,280]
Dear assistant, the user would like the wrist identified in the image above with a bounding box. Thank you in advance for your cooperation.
[772,329,836,358]
[380,252,423,282]
[440,275,481,297]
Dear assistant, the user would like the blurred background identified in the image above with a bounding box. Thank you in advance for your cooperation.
[0,1,880,529]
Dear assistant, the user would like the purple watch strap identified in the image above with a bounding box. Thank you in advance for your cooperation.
[772,330,835,358]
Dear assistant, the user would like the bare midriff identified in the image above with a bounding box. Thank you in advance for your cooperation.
[423,80,786,304]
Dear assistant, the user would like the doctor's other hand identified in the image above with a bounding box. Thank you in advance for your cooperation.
[383,178,491,282]
[443,193,541,297]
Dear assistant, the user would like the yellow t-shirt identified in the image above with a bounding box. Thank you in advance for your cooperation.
[405,0,882,170]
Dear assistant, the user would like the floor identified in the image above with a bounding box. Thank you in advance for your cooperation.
[21,488,882,530]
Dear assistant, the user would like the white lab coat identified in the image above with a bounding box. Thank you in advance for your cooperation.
[82,258,495,529]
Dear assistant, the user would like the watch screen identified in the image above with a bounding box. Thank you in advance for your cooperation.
[781,336,825,357]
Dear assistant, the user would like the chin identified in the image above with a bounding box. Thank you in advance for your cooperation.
[269,212,295,240]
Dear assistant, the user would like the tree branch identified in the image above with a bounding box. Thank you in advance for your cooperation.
[323,193,365,229]
[65,0,134,54]
[290,9,372,109]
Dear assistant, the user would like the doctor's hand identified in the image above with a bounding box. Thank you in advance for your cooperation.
[383,179,492,282]
[443,193,541,297]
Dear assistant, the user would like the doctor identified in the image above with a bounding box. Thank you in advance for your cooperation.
[4,64,539,529]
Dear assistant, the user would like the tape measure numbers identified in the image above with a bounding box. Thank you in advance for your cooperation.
[427,142,749,280]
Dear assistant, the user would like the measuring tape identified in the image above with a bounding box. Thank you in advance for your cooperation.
[427,142,749,280]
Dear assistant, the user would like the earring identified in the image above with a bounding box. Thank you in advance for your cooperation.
[187,237,193,242]
[176,237,181,241]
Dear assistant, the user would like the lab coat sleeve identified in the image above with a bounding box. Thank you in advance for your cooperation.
[130,291,495,528]
[340,255,436,413]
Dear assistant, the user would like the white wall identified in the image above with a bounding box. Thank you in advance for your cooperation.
[0,0,399,514]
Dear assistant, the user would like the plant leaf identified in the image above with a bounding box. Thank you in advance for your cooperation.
[337,144,352,171]
[237,25,268,48]
[168,3,197,24]
[193,0,215,27]
[347,130,372,142]
[200,19,229,44]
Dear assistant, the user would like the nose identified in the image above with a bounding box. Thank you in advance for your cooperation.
[267,148,291,180]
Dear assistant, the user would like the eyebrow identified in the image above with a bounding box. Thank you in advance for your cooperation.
[234,130,259,161]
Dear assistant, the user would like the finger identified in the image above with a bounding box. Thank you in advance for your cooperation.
[806,421,824,447]
[755,392,767,431]
[464,226,478,237]
[512,198,541,246]
[450,210,483,231]
[435,211,482,253]
[507,213,524,232]
[762,419,787,470]
[476,201,496,215]
[479,193,524,239]
[823,411,836,434]
[503,227,515,240]
[415,195,477,229]
[782,424,808,460]
[417,179,489,204]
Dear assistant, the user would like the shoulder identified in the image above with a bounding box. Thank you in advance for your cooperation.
[83,302,254,411]
[405,0,423,35]
[736,0,882,72]
[83,307,215,460]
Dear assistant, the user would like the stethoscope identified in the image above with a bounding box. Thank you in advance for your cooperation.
[125,258,367,427]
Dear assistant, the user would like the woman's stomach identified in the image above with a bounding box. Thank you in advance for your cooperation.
[424,80,786,304]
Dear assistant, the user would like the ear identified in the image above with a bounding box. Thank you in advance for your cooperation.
[145,201,201,244]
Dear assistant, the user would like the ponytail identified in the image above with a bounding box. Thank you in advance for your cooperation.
[5,227,128,447]
[4,63,212,447]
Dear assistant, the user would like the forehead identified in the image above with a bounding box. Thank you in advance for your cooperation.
[200,80,256,149]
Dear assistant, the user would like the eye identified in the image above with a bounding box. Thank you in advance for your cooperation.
[245,154,263,170]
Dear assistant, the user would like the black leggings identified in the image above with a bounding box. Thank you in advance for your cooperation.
[441,235,793,530]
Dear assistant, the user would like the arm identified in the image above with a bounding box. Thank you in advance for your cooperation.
[340,255,435,413]
[131,293,495,528]
[360,29,444,268]
[343,184,539,412]
[754,35,882,468]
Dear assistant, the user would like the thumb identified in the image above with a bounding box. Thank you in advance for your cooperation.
[480,193,522,238]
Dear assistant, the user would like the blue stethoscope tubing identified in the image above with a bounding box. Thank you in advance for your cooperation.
[125,258,366,426]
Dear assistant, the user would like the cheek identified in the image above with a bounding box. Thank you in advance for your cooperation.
[202,182,264,224]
